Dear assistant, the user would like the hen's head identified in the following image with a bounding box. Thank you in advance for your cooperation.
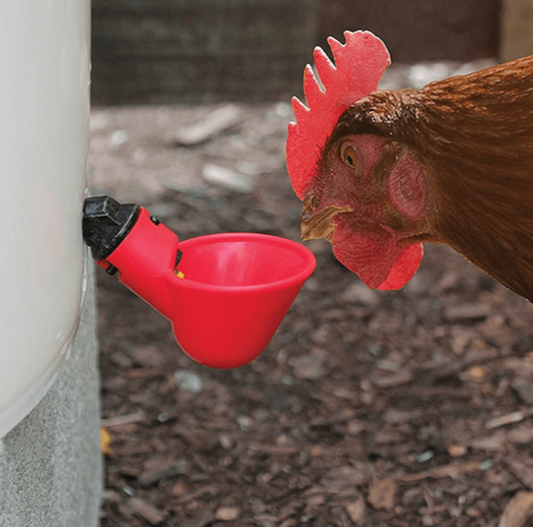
[287,31,426,290]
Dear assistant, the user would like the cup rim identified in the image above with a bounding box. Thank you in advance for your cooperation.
[171,232,316,294]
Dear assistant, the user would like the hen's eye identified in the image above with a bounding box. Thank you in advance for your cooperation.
[340,144,357,169]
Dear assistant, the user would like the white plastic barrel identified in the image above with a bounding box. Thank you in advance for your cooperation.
[0,2,90,437]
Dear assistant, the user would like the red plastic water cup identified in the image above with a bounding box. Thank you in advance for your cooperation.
[170,233,315,368]
[96,205,316,369]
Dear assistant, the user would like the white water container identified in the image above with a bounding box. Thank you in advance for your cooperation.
[0,2,90,438]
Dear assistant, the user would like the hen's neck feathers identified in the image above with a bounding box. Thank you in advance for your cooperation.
[341,55,533,300]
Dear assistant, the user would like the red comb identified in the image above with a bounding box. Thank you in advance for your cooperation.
[286,31,391,199]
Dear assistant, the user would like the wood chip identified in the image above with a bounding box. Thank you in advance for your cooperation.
[290,354,326,380]
[512,377,533,405]
[504,358,533,377]
[128,497,167,525]
[175,484,219,505]
[470,431,506,451]
[370,370,413,388]
[174,104,241,145]
[486,411,528,429]
[129,346,167,368]
[215,506,240,521]
[172,482,187,496]
[508,426,533,444]
[400,460,483,483]
[368,477,396,510]
[123,367,160,379]
[101,411,147,428]
[340,282,379,306]
[248,443,300,455]
[505,458,533,490]
[321,465,371,490]
[202,164,254,193]
[310,409,356,427]
[447,444,467,458]
[138,458,190,487]
[344,497,366,524]
[498,491,533,527]
[445,303,489,322]
[302,494,326,519]
[383,408,422,425]
[256,514,278,527]
[279,519,298,527]
[459,365,488,382]
[310,444,325,457]
[450,326,475,355]
[180,508,216,527]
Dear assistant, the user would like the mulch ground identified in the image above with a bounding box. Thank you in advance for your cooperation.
[93,99,533,527]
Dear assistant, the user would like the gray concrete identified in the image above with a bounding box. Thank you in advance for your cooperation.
[0,262,102,527]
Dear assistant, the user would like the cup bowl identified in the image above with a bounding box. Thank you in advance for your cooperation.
[168,233,316,368]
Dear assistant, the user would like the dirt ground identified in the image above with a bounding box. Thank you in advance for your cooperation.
[92,64,533,527]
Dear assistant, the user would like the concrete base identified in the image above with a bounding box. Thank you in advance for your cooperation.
[0,263,102,527]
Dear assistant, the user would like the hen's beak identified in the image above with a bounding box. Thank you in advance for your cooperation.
[300,196,351,242]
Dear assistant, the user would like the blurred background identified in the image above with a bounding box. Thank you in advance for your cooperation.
[91,0,531,106]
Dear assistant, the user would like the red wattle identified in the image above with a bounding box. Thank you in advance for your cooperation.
[332,225,400,289]
[376,243,424,290]
[331,219,423,290]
